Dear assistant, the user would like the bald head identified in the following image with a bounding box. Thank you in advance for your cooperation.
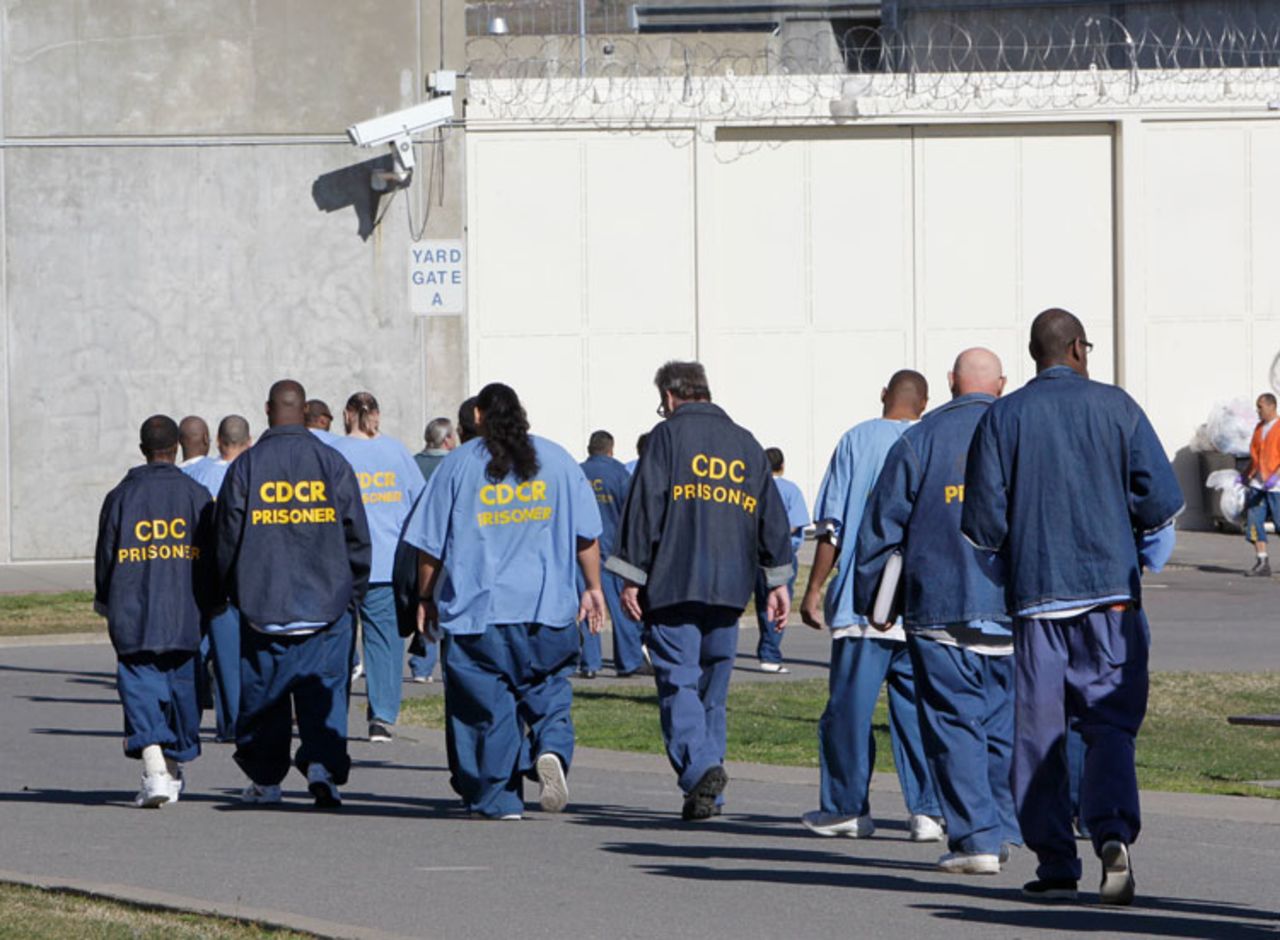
[217,414,252,460]
[1030,308,1090,375]
[950,348,1005,398]
[882,369,928,420]
[140,415,180,464]
[178,415,209,461]
[266,379,307,427]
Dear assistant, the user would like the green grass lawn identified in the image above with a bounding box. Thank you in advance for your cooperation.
[400,672,1280,799]
[0,591,103,636]
[0,882,314,939]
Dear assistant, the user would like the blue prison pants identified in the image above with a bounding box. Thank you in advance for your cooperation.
[645,604,739,795]
[818,636,940,819]
[206,605,241,741]
[908,634,1019,855]
[753,562,796,665]
[443,623,579,818]
[117,651,201,763]
[235,612,355,787]
[1012,608,1149,882]
[359,584,404,725]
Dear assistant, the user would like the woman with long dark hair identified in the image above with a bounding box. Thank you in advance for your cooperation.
[332,391,426,743]
[403,382,606,819]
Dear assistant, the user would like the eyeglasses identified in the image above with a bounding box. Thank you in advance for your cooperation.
[656,402,670,418]
[1071,337,1094,354]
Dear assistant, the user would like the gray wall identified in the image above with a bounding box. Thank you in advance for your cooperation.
[0,0,467,561]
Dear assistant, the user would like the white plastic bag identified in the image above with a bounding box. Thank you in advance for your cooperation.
[1205,400,1256,457]
[1206,468,1247,523]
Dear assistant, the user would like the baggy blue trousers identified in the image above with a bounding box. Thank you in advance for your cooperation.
[645,604,739,795]
[358,584,404,725]
[117,651,201,763]
[753,562,796,665]
[206,604,241,741]
[908,634,1020,854]
[818,636,940,819]
[235,612,355,787]
[443,623,579,818]
[1012,608,1149,881]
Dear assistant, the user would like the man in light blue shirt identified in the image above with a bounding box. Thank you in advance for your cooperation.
[405,383,605,819]
[753,447,809,673]
[186,414,251,742]
[798,370,942,842]
[305,399,341,447]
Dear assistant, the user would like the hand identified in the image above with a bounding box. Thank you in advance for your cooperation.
[578,588,607,634]
[417,597,440,642]
[800,586,825,631]
[766,585,791,631]
[621,584,644,622]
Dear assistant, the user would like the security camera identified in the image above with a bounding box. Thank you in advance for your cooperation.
[346,96,454,187]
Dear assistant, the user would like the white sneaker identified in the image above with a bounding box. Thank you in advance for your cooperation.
[306,763,342,808]
[135,772,175,809]
[350,661,365,683]
[240,782,282,804]
[910,814,946,843]
[801,810,875,838]
[410,675,429,684]
[167,764,185,803]
[760,662,790,674]
[1099,840,1136,905]
[535,752,569,813]
[938,851,1001,874]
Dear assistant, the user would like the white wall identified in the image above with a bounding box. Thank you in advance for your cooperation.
[467,121,1115,507]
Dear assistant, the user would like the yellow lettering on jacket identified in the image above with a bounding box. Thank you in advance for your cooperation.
[944,484,965,504]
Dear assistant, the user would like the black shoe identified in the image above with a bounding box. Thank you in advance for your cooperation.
[681,766,728,821]
[368,721,393,743]
[1099,840,1136,906]
[1021,878,1079,901]
[1245,558,1272,577]
[616,663,655,678]
[579,670,597,680]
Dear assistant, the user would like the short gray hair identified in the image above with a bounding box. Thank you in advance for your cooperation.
[424,417,454,448]
[654,360,712,403]
[217,414,251,446]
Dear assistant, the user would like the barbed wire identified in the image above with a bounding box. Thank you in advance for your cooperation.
[465,14,1280,130]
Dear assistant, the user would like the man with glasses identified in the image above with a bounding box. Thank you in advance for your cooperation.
[607,360,793,820]
[962,308,1182,906]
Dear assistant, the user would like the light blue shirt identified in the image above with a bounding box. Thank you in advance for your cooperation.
[813,417,914,629]
[184,457,229,499]
[309,427,341,448]
[403,436,603,635]
[624,458,638,476]
[331,435,425,583]
[772,475,809,555]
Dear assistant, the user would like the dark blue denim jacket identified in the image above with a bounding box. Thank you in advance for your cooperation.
[961,367,1184,612]
[854,394,1009,627]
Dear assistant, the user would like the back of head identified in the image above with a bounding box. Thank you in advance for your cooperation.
[267,379,307,427]
[304,399,332,429]
[424,417,454,449]
[950,347,1005,398]
[344,391,380,436]
[654,360,712,403]
[884,369,929,418]
[140,414,180,463]
[457,396,480,443]
[764,447,784,474]
[217,414,251,451]
[588,430,614,457]
[635,432,649,458]
[477,383,539,483]
[178,415,209,459]
[1029,308,1085,367]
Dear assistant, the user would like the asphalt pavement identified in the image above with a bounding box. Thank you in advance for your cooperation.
[0,639,1278,940]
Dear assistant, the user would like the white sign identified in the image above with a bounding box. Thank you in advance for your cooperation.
[409,240,465,315]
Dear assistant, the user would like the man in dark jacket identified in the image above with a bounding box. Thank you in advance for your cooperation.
[95,414,215,808]
[856,348,1019,875]
[607,361,793,820]
[216,379,371,808]
[962,309,1182,905]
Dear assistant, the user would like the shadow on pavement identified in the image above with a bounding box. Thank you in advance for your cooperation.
[916,898,1280,939]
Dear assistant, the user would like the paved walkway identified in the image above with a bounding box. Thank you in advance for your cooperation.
[0,640,1277,939]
